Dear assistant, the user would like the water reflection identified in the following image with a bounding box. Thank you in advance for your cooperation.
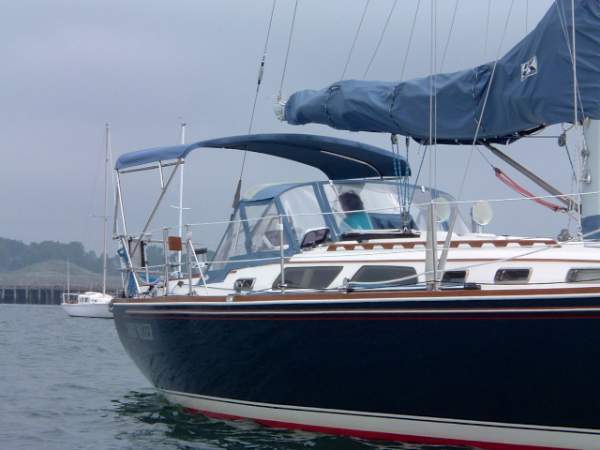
[113,390,466,450]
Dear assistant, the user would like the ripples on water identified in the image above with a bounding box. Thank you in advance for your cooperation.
[0,305,466,450]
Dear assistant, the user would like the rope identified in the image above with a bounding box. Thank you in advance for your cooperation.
[278,0,299,100]
[362,0,398,78]
[494,167,565,212]
[341,0,371,80]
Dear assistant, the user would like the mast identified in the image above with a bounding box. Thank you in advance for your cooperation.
[177,122,186,272]
[583,120,600,239]
[102,124,111,295]
[66,258,71,296]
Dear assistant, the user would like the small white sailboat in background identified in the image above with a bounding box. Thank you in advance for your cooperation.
[62,124,113,319]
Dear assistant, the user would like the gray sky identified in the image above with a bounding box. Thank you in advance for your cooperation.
[2,0,572,254]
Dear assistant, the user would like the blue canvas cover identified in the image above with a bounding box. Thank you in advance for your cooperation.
[283,0,600,144]
[115,133,409,179]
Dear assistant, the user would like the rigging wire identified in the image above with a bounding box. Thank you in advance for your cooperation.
[234,0,278,207]
[483,0,492,60]
[399,0,422,82]
[555,0,585,234]
[246,0,277,136]
[278,0,299,101]
[570,0,583,235]
[439,0,460,71]
[555,0,587,233]
[525,0,529,34]
[427,0,438,192]
[456,0,516,202]
[363,0,399,78]
[462,1,573,217]
[555,1,586,121]
[408,0,457,209]
[340,0,371,80]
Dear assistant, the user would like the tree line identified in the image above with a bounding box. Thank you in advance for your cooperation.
[0,237,214,273]
[0,238,118,273]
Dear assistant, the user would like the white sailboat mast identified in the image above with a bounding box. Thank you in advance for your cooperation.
[66,258,71,295]
[178,122,186,239]
[102,124,111,295]
[583,120,600,235]
[177,122,186,272]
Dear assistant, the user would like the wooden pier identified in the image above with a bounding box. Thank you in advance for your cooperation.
[0,285,119,305]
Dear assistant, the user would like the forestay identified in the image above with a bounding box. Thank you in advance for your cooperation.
[282,0,600,144]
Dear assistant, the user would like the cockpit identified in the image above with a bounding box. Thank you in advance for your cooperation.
[209,179,468,277]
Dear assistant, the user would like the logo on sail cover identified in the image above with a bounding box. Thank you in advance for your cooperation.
[521,56,538,80]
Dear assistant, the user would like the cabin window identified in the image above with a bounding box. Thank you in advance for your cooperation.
[442,270,467,285]
[494,268,531,284]
[566,268,600,283]
[273,266,343,290]
[351,265,418,285]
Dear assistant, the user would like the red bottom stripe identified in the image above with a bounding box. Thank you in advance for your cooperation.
[182,406,566,450]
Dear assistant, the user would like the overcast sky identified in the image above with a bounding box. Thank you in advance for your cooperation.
[2,0,574,254]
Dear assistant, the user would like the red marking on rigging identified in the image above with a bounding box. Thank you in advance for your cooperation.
[494,167,564,212]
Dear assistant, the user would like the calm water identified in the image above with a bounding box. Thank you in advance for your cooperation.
[0,305,465,450]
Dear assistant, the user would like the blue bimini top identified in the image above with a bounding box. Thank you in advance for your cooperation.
[115,133,410,180]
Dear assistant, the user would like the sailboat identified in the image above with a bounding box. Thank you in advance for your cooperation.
[61,125,113,319]
[110,1,600,448]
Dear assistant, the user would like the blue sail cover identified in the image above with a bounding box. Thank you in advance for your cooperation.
[283,0,600,144]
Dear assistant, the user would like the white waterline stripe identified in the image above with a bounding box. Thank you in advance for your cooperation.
[161,388,600,435]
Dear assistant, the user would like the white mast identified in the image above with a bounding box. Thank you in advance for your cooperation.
[178,121,186,238]
[102,124,111,295]
[177,121,186,272]
[66,258,71,296]
[583,120,600,237]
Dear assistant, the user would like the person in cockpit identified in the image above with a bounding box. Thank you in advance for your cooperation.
[339,191,373,230]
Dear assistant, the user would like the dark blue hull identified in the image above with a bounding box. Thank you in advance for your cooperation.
[112,290,600,448]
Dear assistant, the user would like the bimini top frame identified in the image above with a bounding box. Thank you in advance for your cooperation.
[114,133,410,179]
[112,133,411,296]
